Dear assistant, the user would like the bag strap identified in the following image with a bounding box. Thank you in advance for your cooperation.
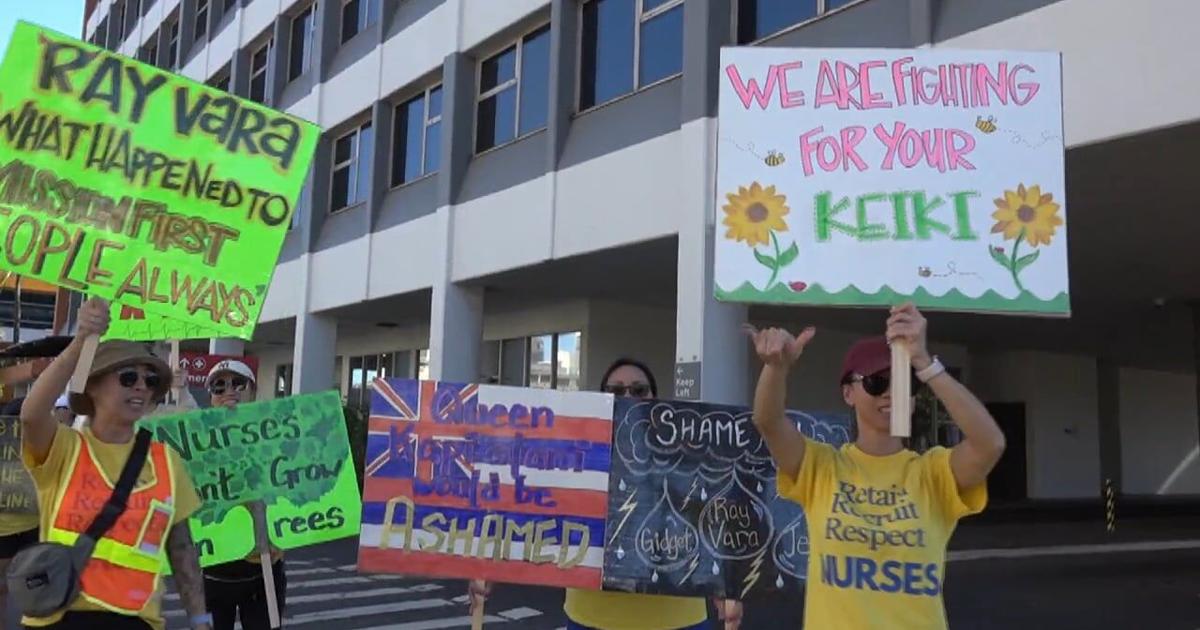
[83,428,154,541]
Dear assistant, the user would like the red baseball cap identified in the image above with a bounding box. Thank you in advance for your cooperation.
[840,336,891,385]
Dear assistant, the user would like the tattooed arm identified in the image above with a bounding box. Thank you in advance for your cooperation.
[166,523,211,630]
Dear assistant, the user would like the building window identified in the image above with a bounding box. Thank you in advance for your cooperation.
[275,364,294,398]
[165,18,180,68]
[225,0,238,12]
[331,120,373,212]
[249,39,272,103]
[114,1,128,40]
[417,349,430,380]
[127,0,142,36]
[391,85,441,186]
[207,67,231,91]
[289,3,317,81]
[341,0,381,43]
[92,18,108,48]
[736,0,856,43]
[348,353,395,409]
[475,25,550,153]
[579,0,683,111]
[137,41,157,64]
[526,331,583,390]
[195,0,210,40]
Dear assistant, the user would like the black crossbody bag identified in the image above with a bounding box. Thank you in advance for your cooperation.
[6,428,153,617]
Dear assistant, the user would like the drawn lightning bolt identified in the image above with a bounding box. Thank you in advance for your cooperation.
[609,488,638,545]
[680,478,699,511]
[740,547,768,598]
[679,555,700,585]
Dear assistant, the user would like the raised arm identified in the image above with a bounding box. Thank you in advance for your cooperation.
[748,325,816,481]
[887,304,1006,490]
[21,297,110,462]
[166,523,211,630]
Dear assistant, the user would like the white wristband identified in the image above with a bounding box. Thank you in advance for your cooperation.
[915,357,946,383]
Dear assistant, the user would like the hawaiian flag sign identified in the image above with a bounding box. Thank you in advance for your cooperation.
[357,378,615,589]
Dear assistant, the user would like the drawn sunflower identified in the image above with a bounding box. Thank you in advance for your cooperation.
[990,184,1062,247]
[722,182,798,291]
[988,184,1064,293]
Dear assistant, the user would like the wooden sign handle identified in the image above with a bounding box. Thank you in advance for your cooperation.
[890,342,912,437]
[471,602,484,630]
[248,501,281,629]
[68,335,100,394]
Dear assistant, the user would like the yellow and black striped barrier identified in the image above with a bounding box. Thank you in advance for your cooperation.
[1103,478,1116,533]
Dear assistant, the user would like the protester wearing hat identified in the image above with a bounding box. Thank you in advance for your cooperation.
[19,297,210,630]
[200,359,287,630]
[747,303,1006,630]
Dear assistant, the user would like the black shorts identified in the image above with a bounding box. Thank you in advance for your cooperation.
[0,528,38,560]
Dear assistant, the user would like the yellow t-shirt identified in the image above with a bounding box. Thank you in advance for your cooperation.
[22,424,200,630]
[0,511,39,538]
[778,439,985,630]
[563,589,708,630]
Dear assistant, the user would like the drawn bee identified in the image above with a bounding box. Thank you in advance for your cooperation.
[917,266,933,278]
[764,150,786,167]
[975,116,998,134]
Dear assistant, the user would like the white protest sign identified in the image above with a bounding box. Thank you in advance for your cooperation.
[714,48,1068,315]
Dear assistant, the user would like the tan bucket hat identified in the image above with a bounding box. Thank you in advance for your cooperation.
[68,341,172,416]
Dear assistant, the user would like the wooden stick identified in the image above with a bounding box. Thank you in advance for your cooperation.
[248,501,281,629]
[168,340,181,404]
[471,601,484,630]
[68,335,100,394]
[890,342,912,437]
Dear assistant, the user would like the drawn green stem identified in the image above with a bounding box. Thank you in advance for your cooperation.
[765,231,782,291]
[1009,229,1026,294]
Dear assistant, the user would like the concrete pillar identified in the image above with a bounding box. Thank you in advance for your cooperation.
[546,0,578,166]
[269,15,288,106]
[293,311,337,393]
[367,100,393,230]
[179,0,198,60]
[436,52,475,206]
[209,338,245,356]
[428,277,484,382]
[673,0,748,405]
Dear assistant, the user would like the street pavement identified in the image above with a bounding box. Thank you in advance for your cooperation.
[157,520,1200,630]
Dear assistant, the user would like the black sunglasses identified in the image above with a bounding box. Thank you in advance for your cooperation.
[603,382,652,398]
[117,369,161,391]
[209,376,250,395]
[849,370,918,397]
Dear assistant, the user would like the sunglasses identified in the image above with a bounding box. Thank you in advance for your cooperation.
[209,376,250,395]
[849,370,918,397]
[117,369,161,391]
[603,382,652,398]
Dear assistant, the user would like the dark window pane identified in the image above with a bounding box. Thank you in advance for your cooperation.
[423,120,440,174]
[639,5,682,85]
[737,0,817,43]
[427,86,443,119]
[196,0,209,38]
[476,88,516,152]
[225,0,237,11]
[335,133,354,164]
[580,0,634,109]
[365,0,381,25]
[392,96,425,185]
[249,73,266,102]
[331,166,351,210]
[518,26,550,135]
[341,0,360,42]
[289,10,309,80]
[480,46,516,93]
[355,124,373,203]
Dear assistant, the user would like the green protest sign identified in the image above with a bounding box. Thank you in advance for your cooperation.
[0,22,319,340]
[139,391,361,567]
[103,302,224,341]
[0,416,37,515]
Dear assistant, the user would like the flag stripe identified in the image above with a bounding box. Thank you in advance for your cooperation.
[358,546,602,589]
[368,416,613,444]
[360,502,606,543]
[362,478,609,517]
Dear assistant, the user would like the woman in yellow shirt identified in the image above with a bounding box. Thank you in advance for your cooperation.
[469,358,741,630]
[748,303,1006,630]
[20,297,211,630]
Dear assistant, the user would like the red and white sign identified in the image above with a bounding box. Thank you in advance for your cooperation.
[178,353,259,388]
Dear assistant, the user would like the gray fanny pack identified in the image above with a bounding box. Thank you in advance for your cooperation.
[6,429,152,617]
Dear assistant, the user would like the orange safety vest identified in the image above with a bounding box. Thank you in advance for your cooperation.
[46,435,176,614]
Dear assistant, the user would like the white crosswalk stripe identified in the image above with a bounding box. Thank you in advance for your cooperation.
[163,557,555,629]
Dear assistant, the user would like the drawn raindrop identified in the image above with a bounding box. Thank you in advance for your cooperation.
[651,570,659,583]
[619,479,626,492]
[711,561,720,575]
[615,546,625,560]
[699,471,774,560]
[700,487,707,501]
[633,478,700,571]
[775,574,784,588]
[756,481,764,493]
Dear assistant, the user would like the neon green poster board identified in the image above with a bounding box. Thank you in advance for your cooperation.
[103,302,225,341]
[139,391,361,567]
[0,22,319,339]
